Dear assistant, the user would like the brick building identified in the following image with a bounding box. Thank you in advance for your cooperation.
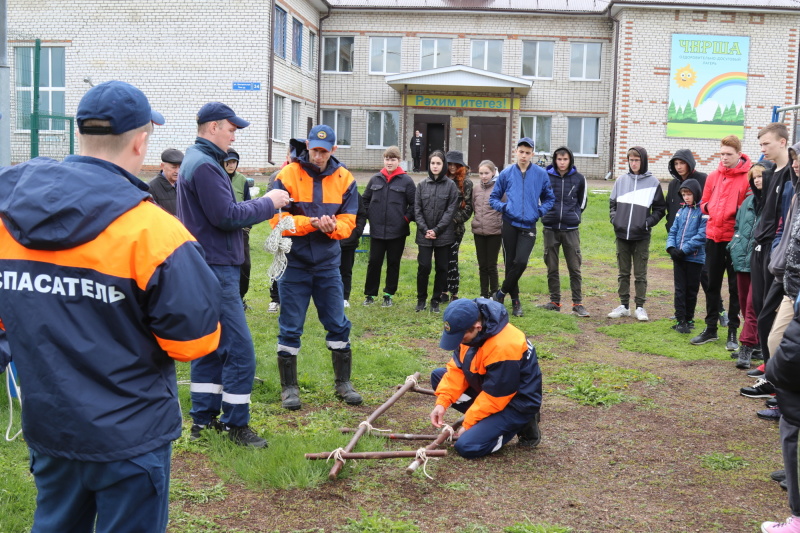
[6,0,799,178]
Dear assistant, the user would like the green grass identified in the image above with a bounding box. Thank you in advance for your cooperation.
[504,520,573,533]
[548,361,662,406]
[700,452,749,471]
[336,510,421,532]
[666,123,744,139]
[599,320,731,361]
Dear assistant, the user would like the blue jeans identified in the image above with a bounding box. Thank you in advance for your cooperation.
[190,265,255,427]
[30,443,171,533]
[431,368,532,459]
[277,265,351,354]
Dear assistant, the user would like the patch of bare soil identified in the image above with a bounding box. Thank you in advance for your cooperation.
[170,258,787,533]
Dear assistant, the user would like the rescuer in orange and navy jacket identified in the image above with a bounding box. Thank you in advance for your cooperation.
[0,81,222,532]
[269,126,363,411]
[430,297,543,458]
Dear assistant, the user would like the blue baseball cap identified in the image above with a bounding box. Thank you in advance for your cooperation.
[196,102,250,129]
[77,80,164,135]
[440,299,481,351]
[307,124,336,151]
[517,137,535,149]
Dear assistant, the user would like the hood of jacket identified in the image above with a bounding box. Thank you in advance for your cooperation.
[677,178,702,206]
[628,146,649,175]
[546,146,576,178]
[465,298,510,347]
[790,141,800,188]
[716,152,752,178]
[668,149,697,180]
[750,159,774,209]
[0,155,150,251]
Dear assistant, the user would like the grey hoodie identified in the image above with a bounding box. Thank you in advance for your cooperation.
[609,147,667,241]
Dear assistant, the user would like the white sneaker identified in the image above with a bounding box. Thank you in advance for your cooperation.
[343,300,350,308]
[268,302,280,313]
[634,307,649,321]
[607,305,631,318]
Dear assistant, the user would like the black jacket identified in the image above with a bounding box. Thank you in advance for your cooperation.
[542,146,588,230]
[767,306,800,428]
[340,192,367,251]
[451,177,474,240]
[148,172,177,216]
[363,169,416,240]
[414,171,460,247]
[666,149,707,231]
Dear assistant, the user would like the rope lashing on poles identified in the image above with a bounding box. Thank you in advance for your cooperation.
[264,214,295,283]
[414,448,435,480]
[441,424,456,444]
[358,420,390,434]
[404,374,419,388]
[326,447,349,466]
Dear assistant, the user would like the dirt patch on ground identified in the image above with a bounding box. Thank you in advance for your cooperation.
[170,255,786,533]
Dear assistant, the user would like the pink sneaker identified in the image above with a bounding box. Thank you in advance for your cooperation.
[762,516,800,533]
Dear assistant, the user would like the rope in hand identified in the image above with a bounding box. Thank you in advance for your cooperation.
[326,447,349,466]
[414,448,436,480]
[264,214,295,283]
[441,424,455,444]
[358,420,390,434]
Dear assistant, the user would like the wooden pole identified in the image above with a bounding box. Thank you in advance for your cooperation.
[406,416,464,475]
[306,449,446,460]
[327,372,421,480]
[394,384,436,396]
[339,428,460,441]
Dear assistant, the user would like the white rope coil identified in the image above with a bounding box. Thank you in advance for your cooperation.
[264,215,296,283]
[358,420,389,434]
[414,448,435,480]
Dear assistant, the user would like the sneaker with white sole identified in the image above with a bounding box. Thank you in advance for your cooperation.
[634,307,649,321]
[267,302,280,313]
[741,378,777,398]
[761,516,800,533]
[343,300,350,308]
[607,305,630,318]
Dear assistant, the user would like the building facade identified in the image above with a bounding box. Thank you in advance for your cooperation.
[6,0,800,178]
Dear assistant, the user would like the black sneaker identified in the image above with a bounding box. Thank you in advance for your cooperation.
[772,469,786,482]
[687,320,696,330]
[726,328,738,351]
[493,289,506,304]
[572,304,590,317]
[751,348,764,361]
[538,302,561,312]
[675,321,691,334]
[430,300,440,313]
[415,299,427,312]
[382,295,393,307]
[781,479,788,491]
[227,425,268,448]
[740,378,776,398]
[766,397,778,408]
[512,300,523,317]
[690,327,718,345]
[748,365,766,379]
[517,412,541,448]
[363,296,375,306]
[757,406,781,421]
[189,417,224,441]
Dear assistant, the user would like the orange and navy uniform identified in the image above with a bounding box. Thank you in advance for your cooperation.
[270,154,357,269]
[0,155,222,462]
[435,301,542,430]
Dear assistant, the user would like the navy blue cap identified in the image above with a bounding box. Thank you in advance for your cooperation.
[196,102,250,129]
[307,124,336,151]
[439,299,481,351]
[77,81,164,135]
[223,148,240,162]
[517,137,534,148]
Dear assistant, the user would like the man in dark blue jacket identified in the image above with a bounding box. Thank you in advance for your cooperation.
[178,102,290,447]
[540,146,588,317]
[490,137,555,317]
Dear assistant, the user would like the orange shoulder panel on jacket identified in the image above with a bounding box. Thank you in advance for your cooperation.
[469,324,527,375]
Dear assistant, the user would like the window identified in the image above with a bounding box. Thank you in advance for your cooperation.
[522,41,554,78]
[290,100,301,139]
[570,42,601,80]
[367,111,398,148]
[567,117,599,155]
[420,38,451,70]
[308,32,316,70]
[519,116,552,154]
[323,36,354,72]
[291,18,303,66]
[273,95,285,141]
[15,46,66,131]
[274,6,287,58]
[471,40,502,73]
[322,109,352,147]
[370,37,401,74]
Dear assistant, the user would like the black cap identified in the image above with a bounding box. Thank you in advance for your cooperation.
[160,148,183,164]
[224,148,240,163]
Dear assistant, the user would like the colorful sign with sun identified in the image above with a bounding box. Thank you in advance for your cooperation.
[667,34,750,139]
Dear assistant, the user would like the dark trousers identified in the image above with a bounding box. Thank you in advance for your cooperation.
[543,228,583,305]
[364,236,406,297]
[758,279,785,362]
[239,231,251,299]
[751,245,774,340]
[615,236,650,308]
[500,222,537,299]
[412,150,421,171]
[417,245,449,302]
[474,234,502,298]
[672,259,703,322]
[269,280,280,303]
[781,417,800,516]
[339,247,356,301]
[704,240,739,329]
[737,273,759,347]
[30,443,172,533]
[446,237,463,297]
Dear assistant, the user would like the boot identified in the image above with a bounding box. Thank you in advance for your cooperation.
[277,354,301,410]
[726,327,739,352]
[518,412,541,448]
[331,349,363,405]
[736,345,752,369]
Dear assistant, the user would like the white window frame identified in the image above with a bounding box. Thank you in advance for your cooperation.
[569,42,602,81]
[273,95,286,142]
[420,38,452,70]
[321,109,352,148]
[567,117,599,156]
[274,6,287,59]
[519,116,552,154]
[290,100,301,139]
[308,32,317,71]
[291,18,303,66]
[369,37,401,75]
[14,46,66,132]
[366,110,399,149]
[522,41,554,79]
[323,36,354,73]
[471,40,503,73]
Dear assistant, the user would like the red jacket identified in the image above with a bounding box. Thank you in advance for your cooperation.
[700,154,752,243]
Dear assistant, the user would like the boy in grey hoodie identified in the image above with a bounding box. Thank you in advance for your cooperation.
[608,147,667,321]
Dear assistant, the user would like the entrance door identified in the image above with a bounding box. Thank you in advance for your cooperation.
[468,117,507,170]
[413,114,449,171]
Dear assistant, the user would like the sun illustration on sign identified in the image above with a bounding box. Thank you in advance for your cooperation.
[674,64,698,88]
